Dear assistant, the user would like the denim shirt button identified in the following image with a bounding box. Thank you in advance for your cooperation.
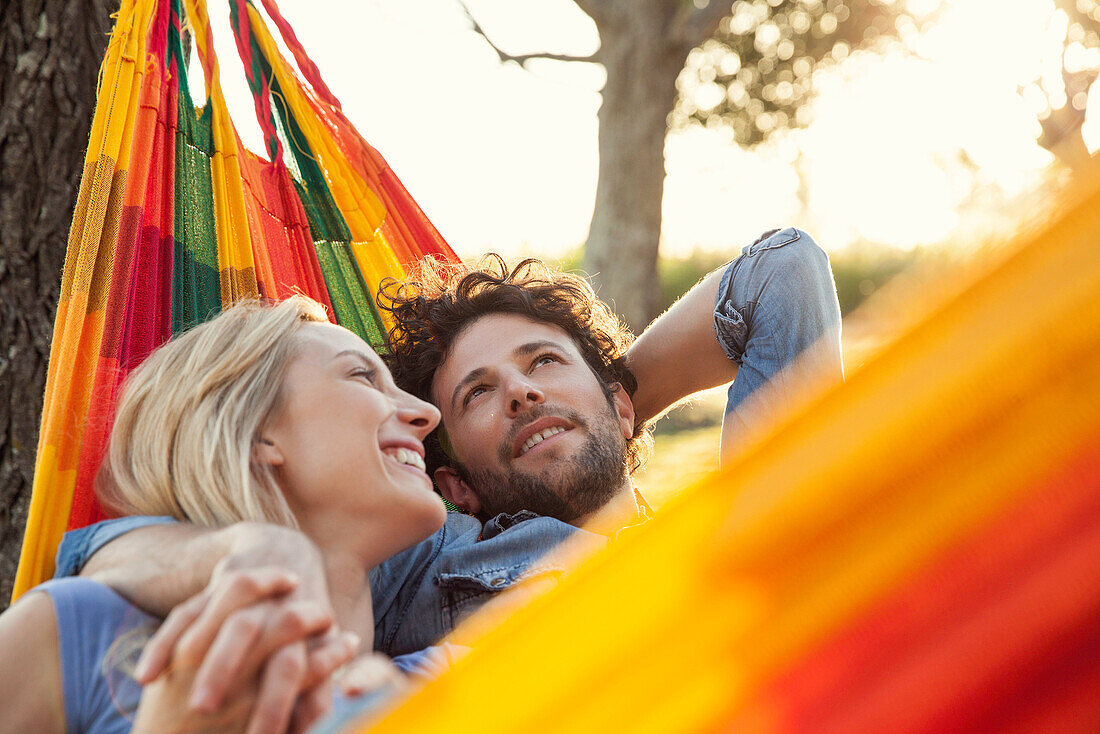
[490,577,507,587]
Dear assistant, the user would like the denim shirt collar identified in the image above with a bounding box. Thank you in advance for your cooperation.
[480,510,543,540]
[481,487,653,541]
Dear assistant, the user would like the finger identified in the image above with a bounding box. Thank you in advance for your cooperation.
[193,600,333,712]
[339,654,407,697]
[135,591,208,683]
[245,642,307,734]
[174,569,299,670]
[289,681,333,734]
[302,631,360,690]
[186,603,271,712]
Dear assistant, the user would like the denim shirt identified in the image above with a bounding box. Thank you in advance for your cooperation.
[54,511,602,657]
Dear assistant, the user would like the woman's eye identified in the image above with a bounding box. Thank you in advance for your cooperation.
[535,354,558,368]
[352,369,376,385]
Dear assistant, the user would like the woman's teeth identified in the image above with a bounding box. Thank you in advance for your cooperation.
[520,426,568,455]
[386,447,426,473]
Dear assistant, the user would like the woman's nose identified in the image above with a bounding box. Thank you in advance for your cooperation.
[399,394,441,436]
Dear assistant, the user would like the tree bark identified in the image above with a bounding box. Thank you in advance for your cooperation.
[0,0,112,607]
[582,2,687,332]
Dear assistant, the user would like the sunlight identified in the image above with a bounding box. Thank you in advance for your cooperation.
[201,0,1074,258]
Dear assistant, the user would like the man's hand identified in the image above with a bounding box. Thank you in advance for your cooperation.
[134,551,359,733]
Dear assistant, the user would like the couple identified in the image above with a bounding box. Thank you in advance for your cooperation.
[1,227,842,732]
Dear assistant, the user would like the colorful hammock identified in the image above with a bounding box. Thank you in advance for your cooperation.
[13,0,457,597]
[355,177,1100,732]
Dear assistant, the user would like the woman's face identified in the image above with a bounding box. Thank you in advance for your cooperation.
[260,322,445,555]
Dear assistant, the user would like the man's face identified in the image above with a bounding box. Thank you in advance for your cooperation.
[430,313,635,522]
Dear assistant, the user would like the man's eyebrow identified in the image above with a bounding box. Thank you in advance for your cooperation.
[449,340,568,411]
[514,339,567,357]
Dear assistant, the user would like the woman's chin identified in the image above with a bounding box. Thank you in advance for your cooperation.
[412,492,448,535]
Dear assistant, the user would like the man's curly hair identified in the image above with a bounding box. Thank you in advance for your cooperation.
[378,255,652,478]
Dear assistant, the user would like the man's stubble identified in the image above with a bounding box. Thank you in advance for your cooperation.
[457,401,629,523]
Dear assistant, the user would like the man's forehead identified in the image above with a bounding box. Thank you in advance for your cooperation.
[431,313,580,402]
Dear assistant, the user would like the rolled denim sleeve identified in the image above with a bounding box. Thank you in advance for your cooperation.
[53,516,178,578]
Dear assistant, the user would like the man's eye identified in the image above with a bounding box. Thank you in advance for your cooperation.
[464,386,488,406]
[352,369,376,384]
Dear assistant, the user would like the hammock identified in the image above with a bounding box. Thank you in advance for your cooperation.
[15,0,1100,729]
[13,0,457,596]
[358,178,1100,732]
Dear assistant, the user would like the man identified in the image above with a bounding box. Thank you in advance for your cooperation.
[55,227,842,731]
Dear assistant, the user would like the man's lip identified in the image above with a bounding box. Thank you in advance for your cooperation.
[512,416,574,458]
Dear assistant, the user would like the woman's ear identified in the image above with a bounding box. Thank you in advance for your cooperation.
[253,436,285,469]
[434,467,482,515]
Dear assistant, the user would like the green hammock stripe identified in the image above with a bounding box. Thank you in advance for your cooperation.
[312,239,365,337]
[170,13,221,335]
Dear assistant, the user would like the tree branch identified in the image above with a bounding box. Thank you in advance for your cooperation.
[671,0,734,50]
[458,1,600,68]
[569,0,616,28]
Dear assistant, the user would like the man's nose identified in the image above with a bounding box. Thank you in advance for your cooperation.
[505,378,544,416]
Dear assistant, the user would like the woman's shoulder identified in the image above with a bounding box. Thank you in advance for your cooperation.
[0,586,67,732]
[24,578,155,734]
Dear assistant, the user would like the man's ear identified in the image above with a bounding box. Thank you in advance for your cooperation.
[434,467,482,515]
[609,383,637,439]
[253,436,285,469]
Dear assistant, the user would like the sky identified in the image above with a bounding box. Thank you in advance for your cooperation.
[190,0,1092,259]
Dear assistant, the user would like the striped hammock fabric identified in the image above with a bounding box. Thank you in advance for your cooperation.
[13,0,457,597]
[355,176,1100,732]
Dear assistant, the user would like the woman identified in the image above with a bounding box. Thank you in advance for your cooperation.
[0,296,447,732]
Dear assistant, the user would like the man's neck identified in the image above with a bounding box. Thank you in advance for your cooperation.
[575,481,642,536]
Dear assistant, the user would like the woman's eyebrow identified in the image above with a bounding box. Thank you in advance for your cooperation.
[332,349,379,371]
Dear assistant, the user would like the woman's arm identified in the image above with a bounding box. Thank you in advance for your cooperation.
[0,593,67,734]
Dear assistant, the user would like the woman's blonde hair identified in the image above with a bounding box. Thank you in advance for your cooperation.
[97,296,329,528]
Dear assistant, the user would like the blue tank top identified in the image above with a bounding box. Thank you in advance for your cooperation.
[35,578,157,733]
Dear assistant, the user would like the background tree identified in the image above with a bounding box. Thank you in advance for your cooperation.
[1021,0,1100,173]
[0,0,113,607]
[462,0,915,329]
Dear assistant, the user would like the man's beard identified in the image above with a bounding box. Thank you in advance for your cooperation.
[457,401,628,523]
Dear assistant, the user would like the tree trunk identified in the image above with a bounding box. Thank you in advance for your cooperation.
[583,5,685,332]
[0,0,112,608]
